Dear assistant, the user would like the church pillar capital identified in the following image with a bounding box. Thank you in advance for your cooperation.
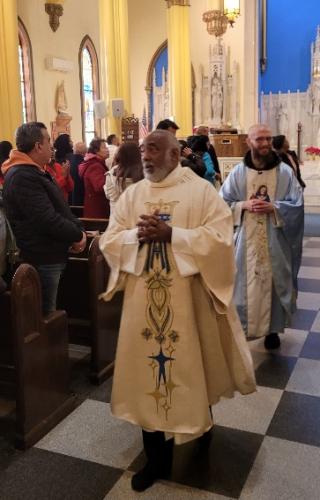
[165,0,190,7]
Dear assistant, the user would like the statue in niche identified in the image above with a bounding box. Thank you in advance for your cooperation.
[56,81,69,116]
[51,80,72,141]
[310,82,320,115]
[277,102,289,136]
[211,73,223,125]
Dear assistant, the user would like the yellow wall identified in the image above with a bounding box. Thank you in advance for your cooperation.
[17,0,258,138]
[17,0,100,143]
[127,0,167,121]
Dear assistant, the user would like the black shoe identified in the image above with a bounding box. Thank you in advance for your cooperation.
[131,463,157,492]
[264,333,281,350]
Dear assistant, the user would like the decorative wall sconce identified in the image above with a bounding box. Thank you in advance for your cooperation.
[45,1,65,32]
[203,0,240,38]
[223,0,240,27]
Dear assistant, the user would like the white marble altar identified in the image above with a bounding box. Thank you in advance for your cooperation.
[261,26,320,152]
[302,159,320,213]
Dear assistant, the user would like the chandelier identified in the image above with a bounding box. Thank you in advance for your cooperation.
[203,0,240,38]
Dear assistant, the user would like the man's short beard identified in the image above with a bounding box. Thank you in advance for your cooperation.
[143,169,169,183]
[252,149,273,166]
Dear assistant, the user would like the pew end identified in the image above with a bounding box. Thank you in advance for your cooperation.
[0,264,76,450]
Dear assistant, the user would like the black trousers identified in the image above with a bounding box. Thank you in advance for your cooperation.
[142,430,173,475]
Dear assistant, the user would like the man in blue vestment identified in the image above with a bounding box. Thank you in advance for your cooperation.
[220,124,304,349]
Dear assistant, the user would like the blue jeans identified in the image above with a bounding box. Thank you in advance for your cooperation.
[35,263,66,315]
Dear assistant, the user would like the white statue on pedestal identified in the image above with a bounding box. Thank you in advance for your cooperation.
[277,101,289,136]
[199,38,239,129]
[56,81,69,116]
[211,74,223,125]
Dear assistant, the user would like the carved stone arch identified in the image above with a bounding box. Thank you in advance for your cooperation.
[145,40,196,131]
[18,17,36,122]
[79,35,101,142]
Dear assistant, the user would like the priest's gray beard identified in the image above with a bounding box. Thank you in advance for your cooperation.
[143,155,174,182]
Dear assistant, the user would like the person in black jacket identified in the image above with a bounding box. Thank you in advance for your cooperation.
[1,122,86,314]
[69,142,87,205]
[178,140,206,177]
[187,125,221,178]
[272,135,306,188]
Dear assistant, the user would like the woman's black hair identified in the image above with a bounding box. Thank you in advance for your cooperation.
[54,134,73,162]
[187,135,209,153]
[88,138,106,155]
[272,135,286,151]
[0,141,13,166]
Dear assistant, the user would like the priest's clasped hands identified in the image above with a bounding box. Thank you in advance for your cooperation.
[243,199,275,214]
[137,210,172,243]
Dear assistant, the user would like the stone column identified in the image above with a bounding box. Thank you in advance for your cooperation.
[0,0,22,142]
[165,0,192,137]
[99,0,131,136]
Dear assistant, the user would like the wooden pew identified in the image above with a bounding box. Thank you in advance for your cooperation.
[80,218,109,233]
[0,264,76,449]
[57,234,122,384]
[70,205,83,218]
[88,237,122,382]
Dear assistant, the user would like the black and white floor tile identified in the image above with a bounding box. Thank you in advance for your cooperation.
[1,237,320,499]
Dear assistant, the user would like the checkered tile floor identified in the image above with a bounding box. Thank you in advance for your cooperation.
[1,238,320,499]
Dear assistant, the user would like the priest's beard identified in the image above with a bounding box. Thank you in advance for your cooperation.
[143,157,174,182]
[144,169,169,182]
[252,149,274,169]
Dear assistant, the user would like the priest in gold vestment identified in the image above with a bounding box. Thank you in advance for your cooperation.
[99,130,256,492]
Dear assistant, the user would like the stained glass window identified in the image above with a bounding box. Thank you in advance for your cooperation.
[18,42,27,123]
[80,37,100,145]
[18,20,36,123]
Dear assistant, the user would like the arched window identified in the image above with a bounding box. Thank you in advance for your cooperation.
[79,36,100,145]
[146,41,196,131]
[18,19,36,123]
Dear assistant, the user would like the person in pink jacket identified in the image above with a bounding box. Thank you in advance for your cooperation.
[79,138,110,218]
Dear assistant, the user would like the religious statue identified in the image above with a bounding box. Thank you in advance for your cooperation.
[51,80,72,141]
[56,81,69,115]
[211,74,223,125]
[277,102,289,136]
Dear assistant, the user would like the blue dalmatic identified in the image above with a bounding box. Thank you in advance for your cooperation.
[220,161,304,337]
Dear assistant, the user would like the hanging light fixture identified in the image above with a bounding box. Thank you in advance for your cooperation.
[202,10,228,38]
[203,0,240,38]
[223,0,240,27]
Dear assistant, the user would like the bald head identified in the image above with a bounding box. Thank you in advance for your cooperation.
[246,124,273,163]
[196,125,209,136]
[74,142,87,155]
[141,130,180,182]
[247,124,272,140]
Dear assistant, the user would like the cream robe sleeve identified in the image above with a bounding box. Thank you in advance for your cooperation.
[172,183,235,313]
[99,191,146,301]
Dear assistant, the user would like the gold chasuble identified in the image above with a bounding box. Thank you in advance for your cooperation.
[100,166,256,443]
